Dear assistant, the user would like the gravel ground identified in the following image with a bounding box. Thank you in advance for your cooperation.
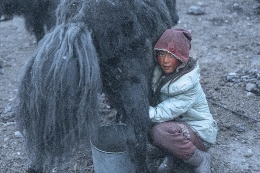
[1,0,260,172]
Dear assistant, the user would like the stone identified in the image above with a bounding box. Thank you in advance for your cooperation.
[245,83,256,92]
[187,6,205,15]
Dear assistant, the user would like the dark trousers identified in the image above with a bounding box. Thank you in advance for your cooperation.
[150,121,207,161]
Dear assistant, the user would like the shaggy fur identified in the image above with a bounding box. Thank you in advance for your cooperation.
[17,23,101,171]
[16,0,179,172]
[0,0,59,42]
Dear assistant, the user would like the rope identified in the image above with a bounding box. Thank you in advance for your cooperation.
[207,99,260,123]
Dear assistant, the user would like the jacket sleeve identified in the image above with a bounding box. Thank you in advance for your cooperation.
[149,86,197,122]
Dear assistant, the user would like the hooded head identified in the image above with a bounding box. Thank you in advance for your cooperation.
[154,28,192,66]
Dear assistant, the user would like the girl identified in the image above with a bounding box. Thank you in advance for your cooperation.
[149,28,218,173]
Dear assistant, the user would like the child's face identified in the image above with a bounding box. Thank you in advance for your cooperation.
[157,51,180,74]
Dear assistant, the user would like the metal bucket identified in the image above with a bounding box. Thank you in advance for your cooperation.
[90,124,135,173]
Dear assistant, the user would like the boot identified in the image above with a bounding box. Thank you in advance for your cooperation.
[186,148,211,173]
[157,156,177,173]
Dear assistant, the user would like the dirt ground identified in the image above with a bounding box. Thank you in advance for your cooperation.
[1,0,260,172]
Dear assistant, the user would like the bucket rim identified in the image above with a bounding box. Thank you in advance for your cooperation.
[90,123,128,154]
[98,123,127,128]
[90,142,128,154]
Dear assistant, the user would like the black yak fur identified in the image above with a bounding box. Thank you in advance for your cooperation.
[0,0,59,42]
[16,0,179,172]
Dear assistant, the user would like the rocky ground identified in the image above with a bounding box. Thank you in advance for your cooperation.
[1,0,260,172]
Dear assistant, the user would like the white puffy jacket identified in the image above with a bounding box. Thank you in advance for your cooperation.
[149,62,218,144]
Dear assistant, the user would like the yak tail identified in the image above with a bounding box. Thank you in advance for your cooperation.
[16,22,101,170]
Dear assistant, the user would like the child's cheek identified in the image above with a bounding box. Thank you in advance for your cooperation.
[157,58,163,65]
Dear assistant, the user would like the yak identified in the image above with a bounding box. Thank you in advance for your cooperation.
[0,0,59,42]
[16,0,179,172]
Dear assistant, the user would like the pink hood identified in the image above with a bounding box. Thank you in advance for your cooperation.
[154,28,192,65]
